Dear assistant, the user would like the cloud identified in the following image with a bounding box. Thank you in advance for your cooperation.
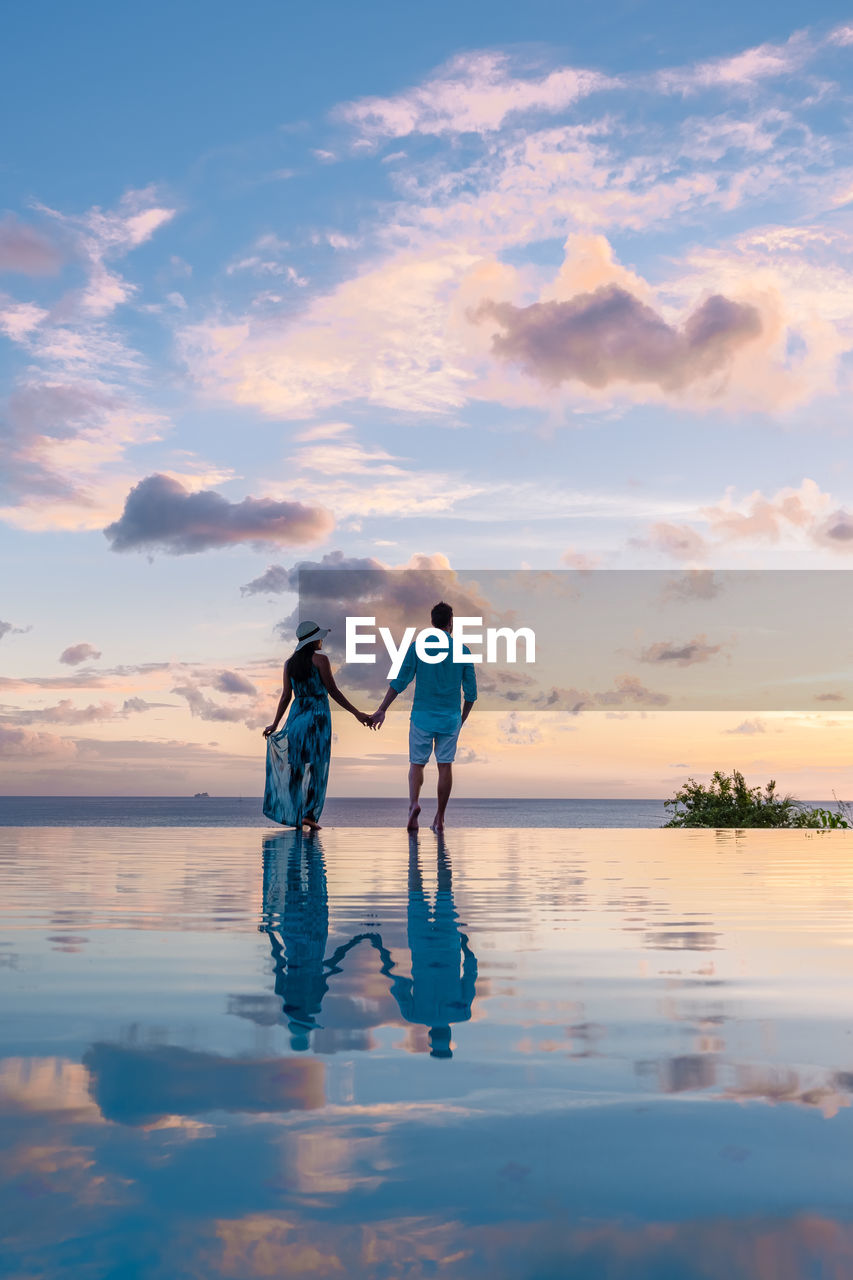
[285,434,482,519]
[641,523,709,561]
[240,563,295,596]
[0,216,64,275]
[273,551,505,695]
[339,51,613,139]
[660,571,724,602]
[180,245,481,416]
[0,620,28,641]
[0,725,77,758]
[59,642,102,666]
[561,548,602,571]
[213,670,258,696]
[539,675,670,714]
[638,635,723,666]
[656,31,814,95]
[703,478,831,542]
[499,711,542,745]
[815,509,853,549]
[474,286,762,393]
[725,717,767,734]
[0,699,115,726]
[171,681,253,723]
[0,380,167,528]
[635,481,853,564]
[0,190,187,532]
[120,697,175,714]
[104,474,334,554]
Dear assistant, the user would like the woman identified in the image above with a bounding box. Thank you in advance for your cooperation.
[263,620,372,830]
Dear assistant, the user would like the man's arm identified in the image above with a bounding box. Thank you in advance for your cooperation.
[371,643,416,728]
[460,654,477,726]
[369,685,398,729]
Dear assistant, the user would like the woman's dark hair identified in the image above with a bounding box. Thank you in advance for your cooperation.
[286,641,320,683]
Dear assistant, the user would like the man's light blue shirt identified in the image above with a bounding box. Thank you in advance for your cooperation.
[389,635,477,734]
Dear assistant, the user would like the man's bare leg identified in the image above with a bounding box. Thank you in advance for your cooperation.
[432,763,452,833]
[408,764,424,830]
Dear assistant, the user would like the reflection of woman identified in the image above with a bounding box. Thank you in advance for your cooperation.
[262,831,330,1051]
[263,620,372,830]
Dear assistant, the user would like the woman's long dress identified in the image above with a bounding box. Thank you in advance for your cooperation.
[264,662,332,826]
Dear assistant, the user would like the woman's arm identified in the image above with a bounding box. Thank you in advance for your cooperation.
[314,653,372,725]
[263,664,293,737]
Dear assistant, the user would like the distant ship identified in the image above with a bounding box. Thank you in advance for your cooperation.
[193,792,210,799]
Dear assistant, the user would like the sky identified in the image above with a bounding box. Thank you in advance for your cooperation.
[2,0,853,797]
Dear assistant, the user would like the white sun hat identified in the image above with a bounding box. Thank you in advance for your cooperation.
[293,620,330,651]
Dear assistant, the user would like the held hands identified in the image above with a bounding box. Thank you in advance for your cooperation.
[368,708,386,730]
[355,710,378,729]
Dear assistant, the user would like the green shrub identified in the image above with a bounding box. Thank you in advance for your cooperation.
[662,770,850,829]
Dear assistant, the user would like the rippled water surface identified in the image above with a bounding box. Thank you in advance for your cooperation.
[3,825,853,1279]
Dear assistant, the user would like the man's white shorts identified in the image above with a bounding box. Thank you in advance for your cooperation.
[409,721,461,765]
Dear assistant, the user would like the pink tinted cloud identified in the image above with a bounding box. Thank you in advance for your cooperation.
[0,216,64,275]
[474,286,762,392]
[59,643,102,666]
[340,52,614,139]
[104,474,334,555]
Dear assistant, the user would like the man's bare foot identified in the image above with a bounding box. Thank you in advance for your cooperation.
[431,814,445,834]
[406,804,421,831]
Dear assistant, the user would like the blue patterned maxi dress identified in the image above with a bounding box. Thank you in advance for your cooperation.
[263,662,332,826]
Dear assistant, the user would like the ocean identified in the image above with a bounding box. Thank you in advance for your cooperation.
[0,795,672,827]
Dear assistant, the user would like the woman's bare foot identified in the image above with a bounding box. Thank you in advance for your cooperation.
[431,814,445,834]
[302,817,322,831]
[406,804,421,831]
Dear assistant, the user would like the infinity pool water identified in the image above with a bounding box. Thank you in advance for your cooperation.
[3,826,853,1278]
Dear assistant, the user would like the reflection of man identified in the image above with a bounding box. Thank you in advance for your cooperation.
[389,836,478,1059]
[370,601,477,832]
[261,831,329,1052]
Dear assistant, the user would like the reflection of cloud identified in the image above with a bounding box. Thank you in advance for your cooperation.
[644,928,719,950]
[82,1042,324,1125]
[0,1056,102,1121]
[725,1066,849,1119]
[656,1054,717,1093]
[104,474,334,555]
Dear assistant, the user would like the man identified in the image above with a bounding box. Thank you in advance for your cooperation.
[370,601,476,832]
